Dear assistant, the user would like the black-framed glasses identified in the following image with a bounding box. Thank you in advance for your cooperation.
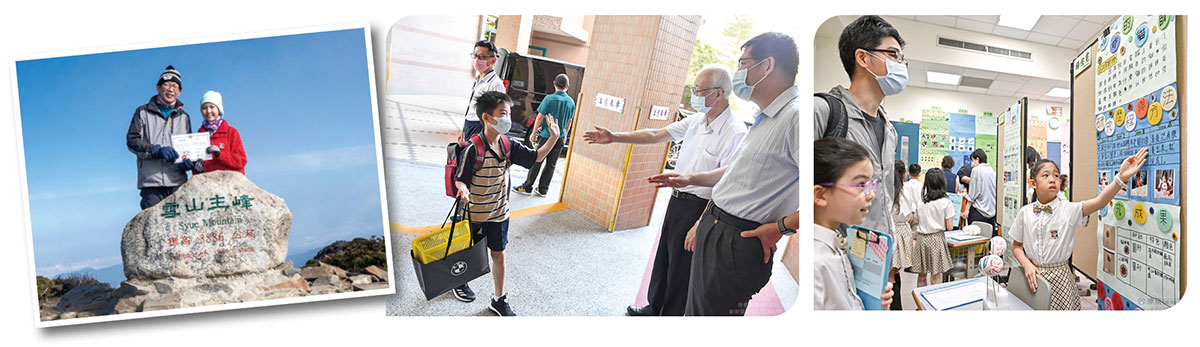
[470,53,495,60]
[865,48,906,64]
[818,178,881,197]
[737,57,762,70]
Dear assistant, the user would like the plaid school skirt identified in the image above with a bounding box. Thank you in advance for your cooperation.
[1037,261,1082,310]
[891,220,915,269]
[911,231,952,274]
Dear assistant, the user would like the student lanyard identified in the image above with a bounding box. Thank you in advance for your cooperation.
[465,71,498,118]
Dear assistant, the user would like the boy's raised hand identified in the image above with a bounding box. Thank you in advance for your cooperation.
[1117,148,1149,181]
[545,116,560,139]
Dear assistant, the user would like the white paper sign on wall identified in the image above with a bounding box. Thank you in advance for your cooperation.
[649,105,671,120]
[595,93,625,114]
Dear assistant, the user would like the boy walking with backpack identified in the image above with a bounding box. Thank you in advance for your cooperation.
[451,91,559,316]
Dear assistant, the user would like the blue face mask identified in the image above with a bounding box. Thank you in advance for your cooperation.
[488,114,512,134]
[690,94,710,113]
[866,52,908,96]
[732,58,768,101]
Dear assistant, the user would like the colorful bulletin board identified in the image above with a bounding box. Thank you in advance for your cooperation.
[999,99,1026,267]
[1089,15,1183,310]
[918,108,949,171]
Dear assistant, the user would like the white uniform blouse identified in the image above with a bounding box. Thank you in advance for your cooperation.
[814,224,865,310]
[1008,198,1089,265]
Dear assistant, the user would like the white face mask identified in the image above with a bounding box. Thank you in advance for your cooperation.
[488,114,511,134]
[865,52,908,96]
[731,58,768,101]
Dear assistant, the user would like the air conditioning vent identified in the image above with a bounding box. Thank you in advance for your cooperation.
[938,37,1032,61]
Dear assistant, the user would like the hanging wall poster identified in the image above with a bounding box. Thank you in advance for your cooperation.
[1000,101,1023,267]
[948,112,976,175]
[919,108,950,171]
[975,112,998,173]
[1095,15,1176,114]
[1093,14,1180,310]
[1095,82,1181,310]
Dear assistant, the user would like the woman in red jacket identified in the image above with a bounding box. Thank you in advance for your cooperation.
[197,90,247,174]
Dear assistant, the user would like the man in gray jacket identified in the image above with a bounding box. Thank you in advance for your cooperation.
[813,15,906,309]
[126,65,195,209]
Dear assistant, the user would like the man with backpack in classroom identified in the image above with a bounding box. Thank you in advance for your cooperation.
[812,15,906,309]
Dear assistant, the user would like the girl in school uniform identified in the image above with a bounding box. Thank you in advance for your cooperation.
[912,168,954,287]
[813,138,894,310]
[1011,148,1148,310]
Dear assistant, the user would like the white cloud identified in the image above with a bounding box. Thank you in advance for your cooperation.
[251,144,378,178]
[36,256,122,278]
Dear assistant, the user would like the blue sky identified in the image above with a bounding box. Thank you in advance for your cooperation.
[16,28,386,279]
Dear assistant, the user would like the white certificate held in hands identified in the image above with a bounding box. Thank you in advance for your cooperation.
[170,132,212,163]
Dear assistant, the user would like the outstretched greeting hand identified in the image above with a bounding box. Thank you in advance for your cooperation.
[1117,148,1149,182]
[582,126,614,144]
[647,173,690,189]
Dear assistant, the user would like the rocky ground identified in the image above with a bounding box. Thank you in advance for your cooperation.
[39,262,390,321]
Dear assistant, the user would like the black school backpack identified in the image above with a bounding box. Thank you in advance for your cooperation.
[815,93,848,139]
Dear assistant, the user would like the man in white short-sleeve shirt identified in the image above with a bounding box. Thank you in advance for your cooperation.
[582,64,746,316]
[462,40,508,140]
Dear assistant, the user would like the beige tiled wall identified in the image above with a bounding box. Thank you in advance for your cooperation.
[563,15,701,231]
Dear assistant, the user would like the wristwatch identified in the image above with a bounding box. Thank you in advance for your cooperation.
[777,217,796,236]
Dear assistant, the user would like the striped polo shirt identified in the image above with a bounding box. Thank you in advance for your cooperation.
[456,135,538,223]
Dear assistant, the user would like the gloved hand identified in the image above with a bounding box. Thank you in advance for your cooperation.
[151,145,179,163]
[206,145,221,159]
[179,158,197,172]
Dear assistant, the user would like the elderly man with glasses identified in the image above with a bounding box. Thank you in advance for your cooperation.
[584,64,747,316]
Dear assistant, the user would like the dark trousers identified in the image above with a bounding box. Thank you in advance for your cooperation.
[519,137,564,193]
[139,186,179,209]
[685,203,772,316]
[463,119,484,140]
[645,193,707,315]
[968,207,997,237]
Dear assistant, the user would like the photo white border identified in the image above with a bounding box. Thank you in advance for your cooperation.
[10,22,397,328]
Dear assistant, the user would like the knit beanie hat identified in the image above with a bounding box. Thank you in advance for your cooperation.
[200,90,223,115]
[158,65,182,88]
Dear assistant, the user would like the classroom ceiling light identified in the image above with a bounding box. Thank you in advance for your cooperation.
[997,15,1041,31]
[927,71,962,85]
[1045,87,1071,98]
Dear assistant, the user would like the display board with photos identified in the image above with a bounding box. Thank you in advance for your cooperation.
[1093,15,1181,310]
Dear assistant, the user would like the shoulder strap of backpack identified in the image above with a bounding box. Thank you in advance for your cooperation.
[469,133,487,170]
[815,93,848,139]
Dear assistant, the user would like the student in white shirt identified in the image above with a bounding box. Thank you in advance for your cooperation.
[813,137,894,310]
[912,168,954,287]
[1011,148,1147,310]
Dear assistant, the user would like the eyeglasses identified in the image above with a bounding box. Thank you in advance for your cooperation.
[866,48,907,64]
[818,178,880,197]
[159,82,180,91]
[737,57,761,70]
[470,53,495,60]
[692,87,719,96]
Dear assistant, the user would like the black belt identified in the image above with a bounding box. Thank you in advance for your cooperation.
[705,202,761,231]
[671,189,708,202]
